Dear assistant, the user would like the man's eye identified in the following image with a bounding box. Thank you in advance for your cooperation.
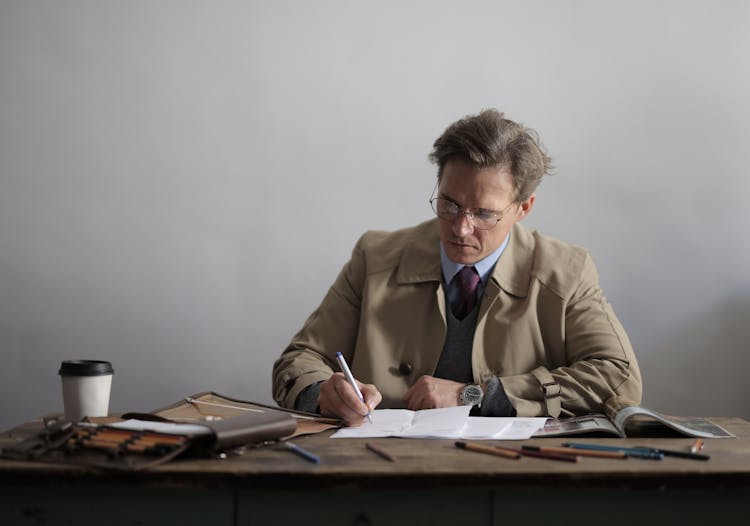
[475,209,495,221]
[440,200,459,213]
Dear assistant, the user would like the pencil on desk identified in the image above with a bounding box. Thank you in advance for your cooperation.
[502,446,579,463]
[522,445,627,459]
[366,442,396,462]
[561,442,664,460]
[455,441,521,459]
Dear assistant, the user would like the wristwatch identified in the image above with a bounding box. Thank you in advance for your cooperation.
[459,383,484,407]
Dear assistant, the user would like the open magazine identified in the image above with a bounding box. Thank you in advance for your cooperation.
[533,396,734,438]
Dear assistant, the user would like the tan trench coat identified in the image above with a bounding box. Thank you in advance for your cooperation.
[272,219,642,417]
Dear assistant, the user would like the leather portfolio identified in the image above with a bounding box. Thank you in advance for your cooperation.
[0,391,338,471]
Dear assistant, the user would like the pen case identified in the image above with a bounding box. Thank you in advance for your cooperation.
[1,411,297,472]
[191,411,298,454]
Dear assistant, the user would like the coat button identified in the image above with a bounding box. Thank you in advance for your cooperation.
[398,362,413,376]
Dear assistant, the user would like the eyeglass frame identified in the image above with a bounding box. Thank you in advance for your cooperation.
[429,185,518,231]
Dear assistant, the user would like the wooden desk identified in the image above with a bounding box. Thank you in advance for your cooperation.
[2,417,749,525]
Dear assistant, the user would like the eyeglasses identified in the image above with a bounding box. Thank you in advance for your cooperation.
[429,197,516,230]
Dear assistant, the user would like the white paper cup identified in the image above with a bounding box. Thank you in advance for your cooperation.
[59,360,114,421]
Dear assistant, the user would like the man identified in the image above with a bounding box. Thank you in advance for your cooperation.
[272,109,642,426]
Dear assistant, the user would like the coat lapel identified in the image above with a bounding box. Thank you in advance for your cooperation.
[476,223,533,320]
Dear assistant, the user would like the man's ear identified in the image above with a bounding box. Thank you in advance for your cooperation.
[516,194,535,220]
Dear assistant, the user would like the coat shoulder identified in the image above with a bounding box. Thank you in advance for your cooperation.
[356,219,439,275]
[518,226,593,299]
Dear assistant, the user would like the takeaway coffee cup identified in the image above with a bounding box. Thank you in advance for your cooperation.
[59,360,114,421]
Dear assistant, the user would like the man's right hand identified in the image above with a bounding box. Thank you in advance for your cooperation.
[318,372,382,427]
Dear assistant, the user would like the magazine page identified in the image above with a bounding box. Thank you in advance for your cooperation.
[532,414,622,438]
[604,395,735,438]
[613,405,735,438]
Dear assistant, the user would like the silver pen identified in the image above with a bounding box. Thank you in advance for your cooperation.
[335,352,373,424]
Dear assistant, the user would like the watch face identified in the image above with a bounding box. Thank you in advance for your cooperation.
[461,384,483,405]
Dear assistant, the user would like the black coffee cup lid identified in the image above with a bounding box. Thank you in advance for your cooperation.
[59,360,114,376]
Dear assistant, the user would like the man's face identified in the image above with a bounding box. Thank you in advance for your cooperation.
[437,159,534,265]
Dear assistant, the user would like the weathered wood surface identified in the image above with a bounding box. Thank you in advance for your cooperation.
[2,417,749,490]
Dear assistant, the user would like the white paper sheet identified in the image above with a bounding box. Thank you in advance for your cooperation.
[107,419,212,435]
[460,417,512,439]
[495,418,549,439]
[330,406,546,439]
[331,406,470,439]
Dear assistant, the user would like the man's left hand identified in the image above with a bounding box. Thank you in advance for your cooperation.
[403,375,464,410]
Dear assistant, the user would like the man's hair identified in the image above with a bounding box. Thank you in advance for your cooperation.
[428,109,553,202]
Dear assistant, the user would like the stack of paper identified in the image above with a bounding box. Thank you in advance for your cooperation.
[331,406,546,440]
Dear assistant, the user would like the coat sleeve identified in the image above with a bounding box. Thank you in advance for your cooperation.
[272,236,367,409]
[500,252,643,417]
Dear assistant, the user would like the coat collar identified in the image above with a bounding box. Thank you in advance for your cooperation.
[490,223,533,298]
[396,220,443,284]
[396,219,533,298]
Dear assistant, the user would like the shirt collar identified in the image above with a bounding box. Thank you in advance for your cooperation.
[440,233,510,285]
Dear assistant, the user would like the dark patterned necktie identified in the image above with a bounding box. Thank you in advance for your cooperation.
[452,266,480,320]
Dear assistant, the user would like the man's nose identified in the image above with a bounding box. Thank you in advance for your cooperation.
[452,212,475,236]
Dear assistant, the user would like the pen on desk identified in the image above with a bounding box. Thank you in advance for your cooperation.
[366,442,396,462]
[561,442,664,460]
[522,445,627,459]
[455,441,521,459]
[284,442,320,464]
[335,352,373,424]
[691,438,704,454]
[632,446,710,461]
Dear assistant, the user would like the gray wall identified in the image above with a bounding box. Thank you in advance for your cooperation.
[1,0,748,431]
